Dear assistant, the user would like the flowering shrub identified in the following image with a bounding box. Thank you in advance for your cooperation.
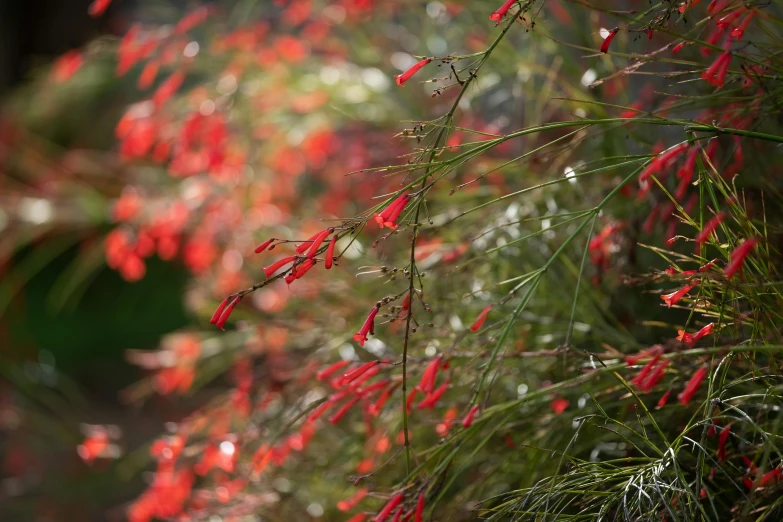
[2,0,783,521]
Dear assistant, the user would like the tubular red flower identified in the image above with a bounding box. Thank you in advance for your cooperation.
[695,213,725,247]
[375,194,410,228]
[470,305,493,331]
[263,256,296,278]
[296,232,322,254]
[656,389,672,409]
[395,59,432,87]
[417,356,442,393]
[356,379,390,397]
[341,361,381,385]
[631,354,662,387]
[417,381,449,409]
[672,42,687,54]
[337,488,368,512]
[660,282,698,308]
[375,493,404,522]
[347,365,380,390]
[317,360,351,381]
[306,401,333,423]
[717,423,731,460]
[724,237,759,278]
[216,296,241,330]
[490,0,516,23]
[406,388,419,413]
[640,359,670,392]
[717,7,745,28]
[329,396,361,424]
[462,405,479,428]
[293,259,316,280]
[678,367,709,405]
[353,306,380,346]
[702,52,732,87]
[254,238,275,254]
[325,235,338,269]
[600,28,619,53]
[676,323,714,346]
[414,492,425,522]
[731,11,755,40]
[625,345,663,366]
[88,0,112,17]
[306,229,332,259]
[368,382,399,416]
[707,0,728,14]
[678,0,701,13]
[639,143,689,181]
[210,297,231,324]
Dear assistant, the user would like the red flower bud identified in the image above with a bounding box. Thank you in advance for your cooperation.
[462,405,479,428]
[470,305,493,331]
[325,235,338,269]
[395,59,431,87]
[254,238,276,253]
[600,28,619,53]
[489,0,516,23]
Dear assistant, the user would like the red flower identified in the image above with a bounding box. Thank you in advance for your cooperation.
[724,237,759,278]
[417,381,449,409]
[153,71,185,106]
[406,388,419,413]
[660,282,698,308]
[254,238,276,254]
[414,492,426,522]
[489,0,517,23]
[88,0,112,16]
[317,360,350,381]
[325,235,338,269]
[337,488,368,512]
[305,228,332,259]
[375,493,403,522]
[470,305,493,331]
[717,423,731,461]
[296,231,321,254]
[639,142,688,182]
[52,50,84,83]
[600,28,619,53]
[631,354,662,388]
[551,397,570,414]
[263,256,296,278]
[210,297,231,324]
[462,405,480,428]
[329,396,361,424]
[639,359,670,392]
[676,323,714,346]
[353,306,380,346]
[368,382,399,416]
[216,296,241,330]
[731,11,755,40]
[375,194,411,229]
[341,361,381,385]
[625,345,663,366]
[694,213,725,247]
[678,367,708,405]
[395,59,432,87]
[656,389,672,409]
[702,52,732,88]
[417,356,443,393]
[672,42,687,54]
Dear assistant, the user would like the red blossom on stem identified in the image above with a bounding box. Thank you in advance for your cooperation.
[695,213,725,248]
[210,297,231,324]
[325,235,338,269]
[341,361,381,385]
[724,237,759,278]
[678,367,709,405]
[329,396,361,424]
[717,423,731,461]
[470,305,493,331]
[305,228,332,259]
[600,28,619,53]
[731,10,755,40]
[254,238,276,253]
[640,359,670,392]
[417,356,442,393]
[417,381,449,409]
[656,389,672,409]
[353,306,380,346]
[216,297,241,330]
[395,59,432,87]
[639,143,689,182]
[414,492,426,522]
[702,52,732,88]
[368,382,399,415]
[88,0,112,17]
[263,256,296,278]
[631,354,662,387]
[490,0,517,23]
[317,360,351,381]
[375,194,411,229]
[551,397,569,414]
[676,323,714,346]
[375,493,404,522]
[406,388,419,413]
[462,405,480,428]
[625,345,663,366]
[660,282,698,308]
